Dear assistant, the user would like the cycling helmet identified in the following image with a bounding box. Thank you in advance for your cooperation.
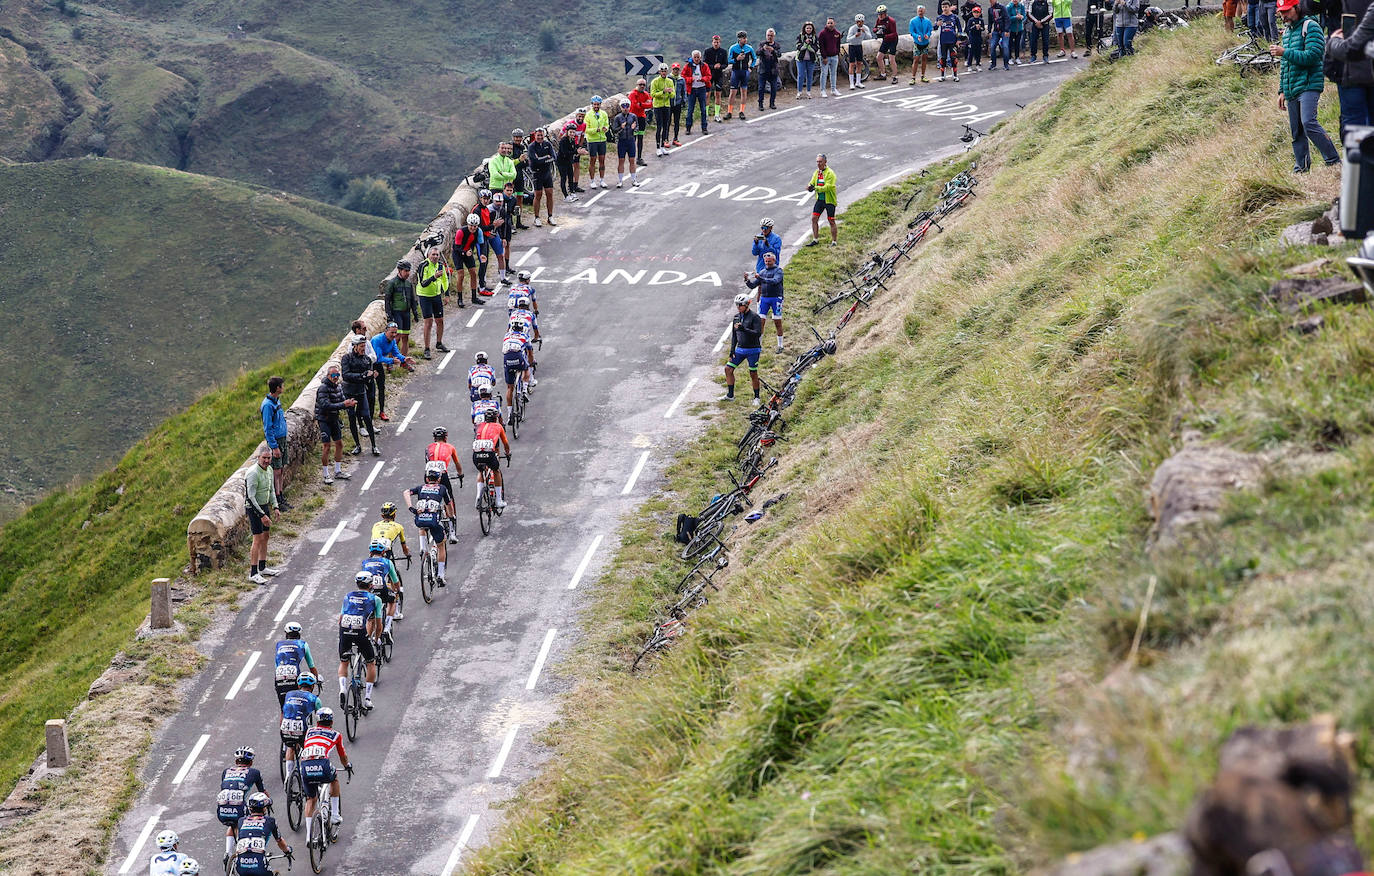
[737,29,748,37]
[433,426,449,440]
[877,3,888,11]
[734,293,751,306]
[484,409,500,422]
[234,746,256,762]
[284,621,302,639]
[591,94,603,104]
[156,830,179,851]
[466,213,480,227]
[317,708,334,725]
[424,460,446,478]
[760,217,774,229]
[396,260,411,271]
[247,792,270,813]
[179,859,202,876]
[619,99,631,108]
[854,13,864,21]
[380,501,397,519]
[478,188,492,199]
[475,351,488,364]
[512,127,525,137]
[297,673,316,688]
[478,385,492,398]
[517,270,531,282]
[354,570,374,587]
[516,295,531,308]
[824,338,838,356]
[369,537,388,553]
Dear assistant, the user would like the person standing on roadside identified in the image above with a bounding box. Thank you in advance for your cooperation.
[1008,0,1027,63]
[527,127,557,226]
[314,365,354,485]
[246,449,281,585]
[745,251,786,352]
[454,214,487,303]
[1083,0,1101,56]
[485,142,517,202]
[684,51,712,134]
[350,318,380,426]
[938,1,964,78]
[1112,0,1141,56]
[341,335,379,458]
[556,122,584,201]
[846,14,873,89]
[611,99,641,188]
[987,0,1010,70]
[797,22,820,97]
[965,4,986,70]
[584,96,610,189]
[1274,0,1340,172]
[1028,0,1052,62]
[570,108,588,192]
[651,64,675,156]
[806,153,839,246]
[669,63,686,146]
[261,376,290,512]
[911,7,935,82]
[705,35,730,122]
[874,4,902,81]
[416,246,450,359]
[370,323,414,423]
[1326,2,1374,138]
[818,18,844,96]
[383,260,419,357]
[752,218,782,270]
[758,29,782,110]
[629,79,653,167]
[722,293,764,404]
[726,31,757,120]
[509,129,532,229]
[1053,0,1077,57]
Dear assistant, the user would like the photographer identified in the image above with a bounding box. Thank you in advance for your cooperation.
[751,218,782,271]
[1084,0,1106,55]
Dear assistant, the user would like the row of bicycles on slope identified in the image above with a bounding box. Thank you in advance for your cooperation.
[630,164,982,671]
[1216,16,1281,76]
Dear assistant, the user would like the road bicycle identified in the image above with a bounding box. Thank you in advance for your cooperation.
[667,553,729,618]
[682,462,778,560]
[475,453,511,536]
[341,642,369,742]
[282,746,305,831]
[784,326,836,379]
[739,429,785,482]
[416,525,440,605]
[833,288,870,333]
[306,766,350,873]
[227,849,294,876]
[736,405,786,462]
[631,616,686,671]
[508,374,530,439]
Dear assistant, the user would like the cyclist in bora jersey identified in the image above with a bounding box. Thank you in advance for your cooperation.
[299,709,352,846]
[280,674,321,781]
[360,538,402,629]
[370,501,411,568]
[405,462,455,586]
[426,427,465,540]
[472,408,512,508]
[338,571,382,709]
[150,829,190,876]
[233,793,292,876]
[271,621,317,708]
[502,322,536,411]
[471,382,503,430]
[468,352,497,401]
[216,746,265,860]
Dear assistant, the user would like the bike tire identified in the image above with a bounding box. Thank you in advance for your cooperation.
[510,407,521,440]
[681,517,726,560]
[631,631,667,672]
[420,558,434,604]
[279,740,288,783]
[286,771,304,831]
[309,816,326,873]
[344,686,359,742]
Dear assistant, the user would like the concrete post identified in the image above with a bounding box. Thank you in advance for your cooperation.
[45,720,69,768]
[150,578,172,629]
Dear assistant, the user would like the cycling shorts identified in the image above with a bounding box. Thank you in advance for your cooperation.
[847,44,865,63]
[504,362,527,385]
[472,451,499,472]
[534,170,554,190]
[1054,16,1072,30]
[247,504,269,536]
[371,586,395,605]
[728,347,762,370]
[234,864,273,876]
[300,757,336,795]
[616,139,636,159]
[419,296,444,319]
[812,198,836,218]
[418,520,445,544]
[759,297,783,317]
[390,310,412,333]
[730,69,751,89]
[587,141,607,157]
[338,630,376,662]
[880,38,898,54]
[457,251,478,269]
[317,416,342,444]
[487,234,505,256]
[217,807,245,828]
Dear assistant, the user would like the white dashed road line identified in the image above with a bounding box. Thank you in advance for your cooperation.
[670,133,715,151]
[514,247,538,267]
[439,814,482,876]
[170,733,211,785]
[397,400,422,434]
[567,534,604,591]
[224,651,260,700]
[273,585,304,624]
[664,377,698,419]
[360,460,385,492]
[118,811,164,874]
[621,451,650,495]
[437,350,456,373]
[318,519,348,557]
[745,104,805,124]
[712,322,732,353]
[466,310,484,328]
[525,629,557,690]
[488,725,520,778]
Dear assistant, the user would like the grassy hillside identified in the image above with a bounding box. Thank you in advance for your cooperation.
[0,158,413,518]
[465,23,1374,873]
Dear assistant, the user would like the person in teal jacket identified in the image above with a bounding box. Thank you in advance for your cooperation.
[910,7,935,82]
[1007,0,1027,63]
[1272,0,1338,172]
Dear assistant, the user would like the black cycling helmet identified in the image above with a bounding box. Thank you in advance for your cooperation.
[396,260,411,271]
[433,426,448,440]
[380,501,397,519]
[483,409,500,422]
[247,792,270,813]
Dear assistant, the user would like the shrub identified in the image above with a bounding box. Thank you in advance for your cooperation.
[339,176,399,219]
[538,20,558,52]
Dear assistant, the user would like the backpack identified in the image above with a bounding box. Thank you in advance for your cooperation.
[674,514,699,544]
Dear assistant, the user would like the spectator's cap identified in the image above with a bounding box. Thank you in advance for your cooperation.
[712,34,722,39]
[512,128,525,136]
[1276,0,1299,9]
[672,62,681,69]
[855,13,865,21]
[737,29,748,37]
[659,63,669,71]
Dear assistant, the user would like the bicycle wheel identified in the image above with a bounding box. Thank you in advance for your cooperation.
[279,740,288,783]
[309,812,326,873]
[478,485,493,535]
[682,517,726,560]
[286,770,304,830]
[420,556,434,603]
[510,404,522,440]
[382,630,394,664]
[631,630,668,672]
[344,682,359,742]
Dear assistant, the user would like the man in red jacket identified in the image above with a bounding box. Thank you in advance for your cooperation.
[628,79,653,167]
[683,50,712,134]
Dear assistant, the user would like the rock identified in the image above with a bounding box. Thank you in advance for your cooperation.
[87,666,138,699]
[1038,832,1192,876]
[1284,257,1332,276]
[1292,315,1324,334]
[1280,222,1329,247]
[1311,212,1333,235]
[1148,440,1265,544]
[1264,276,1368,313]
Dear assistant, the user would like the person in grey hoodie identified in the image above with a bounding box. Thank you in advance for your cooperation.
[1113,0,1140,55]
[846,14,874,88]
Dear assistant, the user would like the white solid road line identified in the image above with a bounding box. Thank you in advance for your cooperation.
[712,322,732,353]
[397,400,422,434]
[466,309,484,328]
[439,814,482,876]
[836,83,901,100]
[224,650,260,700]
[791,230,812,248]
[567,534,604,590]
[526,629,557,690]
[664,377,698,419]
[118,811,164,873]
[865,166,916,191]
[514,247,538,267]
[745,104,805,124]
[273,585,304,624]
[170,733,211,785]
[360,460,385,492]
[584,190,606,208]
[488,725,520,778]
[621,451,650,495]
[437,350,456,373]
[318,519,348,557]
[671,133,715,152]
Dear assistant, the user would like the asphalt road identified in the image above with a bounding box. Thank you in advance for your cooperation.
[106,60,1081,876]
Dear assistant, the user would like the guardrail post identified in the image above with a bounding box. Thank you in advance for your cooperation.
[45,720,69,768]
[150,578,172,629]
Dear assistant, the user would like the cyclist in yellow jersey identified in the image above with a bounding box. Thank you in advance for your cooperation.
[370,503,411,565]
[583,95,611,189]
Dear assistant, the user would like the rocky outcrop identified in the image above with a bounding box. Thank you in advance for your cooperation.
[1038,832,1192,876]
[1148,436,1266,545]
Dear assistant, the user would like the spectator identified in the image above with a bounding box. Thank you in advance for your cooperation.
[341,335,379,457]
[705,35,729,122]
[416,246,450,359]
[669,63,686,146]
[1222,0,1239,32]
[584,96,610,189]
[684,51,712,133]
[260,375,290,512]
[527,127,557,227]
[726,30,757,120]
[473,189,506,292]
[1008,0,1027,63]
[651,64,675,156]
[509,129,530,229]
[1083,0,1102,56]
[570,108,588,192]
[629,79,652,166]
[937,1,964,79]
[759,29,782,110]
[245,448,280,585]
[1327,3,1374,137]
[1028,0,1052,62]
[752,217,782,270]
[966,5,986,70]
[1053,0,1077,57]
[797,21,820,97]
[369,323,414,425]
[1112,0,1140,56]
[555,122,583,202]
[314,365,355,485]
[722,294,764,404]
[350,318,379,425]
[496,183,516,280]
[846,14,873,89]
[989,0,1011,70]
[911,8,934,82]
[486,141,517,197]
[382,260,418,357]
[819,17,844,96]
[874,4,902,81]
[454,214,487,301]
[745,251,786,352]
[611,99,641,188]
[1274,0,1340,172]
[1247,0,1262,38]
[806,153,839,246]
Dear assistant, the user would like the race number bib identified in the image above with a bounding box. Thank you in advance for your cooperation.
[341,612,366,631]
[472,439,495,453]
[280,718,306,735]
[217,788,245,807]
[235,836,267,855]
[274,663,299,683]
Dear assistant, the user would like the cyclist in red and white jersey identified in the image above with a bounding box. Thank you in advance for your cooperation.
[299,708,352,847]
[468,352,497,401]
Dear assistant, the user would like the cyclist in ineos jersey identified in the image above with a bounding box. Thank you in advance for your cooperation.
[425,427,465,538]
[338,572,381,709]
[472,409,512,508]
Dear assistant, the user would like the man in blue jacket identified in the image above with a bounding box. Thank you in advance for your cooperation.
[261,376,290,512]
[751,217,782,271]
[745,251,786,352]
[910,6,935,82]
[370,324,415,424]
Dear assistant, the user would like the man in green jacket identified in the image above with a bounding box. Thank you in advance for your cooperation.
[383,260,420,357]
[806,153,839,246]
[486,143,517,194]
[650,64,675,156]
[245,449,280,585]
[416,246,451,359]
[1272,0,1338,172]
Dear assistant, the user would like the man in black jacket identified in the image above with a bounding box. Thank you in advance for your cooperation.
[314,365,355,484]
[527,127,558,227]
[340,336,380,457]
[1328,0,1374,138]
[704,35,729,123]
[722,293,765,404]
[383,261,420,357]
[1028,0,1052,61]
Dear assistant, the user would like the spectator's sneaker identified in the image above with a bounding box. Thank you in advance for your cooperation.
[422,348,432,359]
[632,179,641,187]
[500,276,513,285]
[739,111,747,120]
[939,73,946,80]
[547,217,557,226]
[751,396,762,407]
[479,287,495,296]
[277,499,293,512]
[534,217,543,227]
[847,83,854,90]
[1042,58,1049,64]
[376,412,389,421]
[891,76,898,82]
[672,140,682,147]
[724,112,733,119]
[637,158,648,167]
[435,342,450,353]
[1071,51,1077,58]
[616,180,623,188]
[719,392,735,401]
[323,474,335,485]
[831,89,841,96]
[829,240,838,246]
[921,76,930,82]
[563,194,575,202]
[262,566,282,577]
[856,82,865,88]
[348,445,362,456]
[334,469,352,480]
[249,572,268,585]
[1056,50,1065,57]
[1083,48,1091,56]
[910,77,918,85]
[371,446,381,457]
[796,90,803,98]
[954,73,960,80]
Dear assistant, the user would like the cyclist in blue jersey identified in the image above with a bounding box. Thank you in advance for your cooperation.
[405,463,455,587]
[471,383,503,430]
[216,746,266,861]
[510,296,540,342]
[150,829,189,876]
[360,539,401,632]
[279,674,321,781]
[468,352,497,402]
[233,793,291,876]
[337,571,382,710]
[271,621,317,708]
[501,322,536,411]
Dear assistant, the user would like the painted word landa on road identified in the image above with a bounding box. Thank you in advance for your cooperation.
[865,93,1005,125]
[626,180,817,208]
[523,265,723,287]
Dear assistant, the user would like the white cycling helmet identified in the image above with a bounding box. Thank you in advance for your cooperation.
[733,293,751,306]
[283,621,302,638]
[424,460,447,477]
[475,351,488,364]
[516,295,531,308]
[156,830,179,851]
[179,859,202,876]
[760,217,774,229]
[517,270,532,282]
[478,384,492,398]
[354,570,373,587]
[466,213,480,226]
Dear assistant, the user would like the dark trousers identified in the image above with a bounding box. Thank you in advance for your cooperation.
[556,159,575,196]
[345,393,375,449]
[1338,83,1374,142]
[686,89,708,131]
[654,106,672,147]
[757,73,778,107]
[1030,23,1050,58]
[373,367,387,416]
[1009,31,1023,58]
[364,373,376,418]
[670,104,682,139]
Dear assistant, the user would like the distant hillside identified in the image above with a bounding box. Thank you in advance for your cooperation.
[0,158,413,518]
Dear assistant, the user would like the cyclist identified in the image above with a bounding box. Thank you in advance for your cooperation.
[178,860,201,876]
[150,829,189,876]
[502,321,536,411]
[425,427,466,537]
[338,571,381,710]
[216,746,265,860]
[507,270,539,315]
[468,352,497,401]
[511,295,540,343]
[584,95,609,189]
[405,462,455,586]
[233,792,291,876]
[360,539,401,631]
[271,621,317,708]
[473,408,512,508]
[299,709,352,846]
[280,674,321,781]
[370,502,411,568]
[471,383,503,429]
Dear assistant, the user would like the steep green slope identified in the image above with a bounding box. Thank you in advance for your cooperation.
[466,23,1369,873]
[0,158,412,518]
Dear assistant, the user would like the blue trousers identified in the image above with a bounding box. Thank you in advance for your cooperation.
[685,89,708,132]
[1288,88,1339,171]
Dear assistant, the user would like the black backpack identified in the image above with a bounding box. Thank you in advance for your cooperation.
[674,514,699,544]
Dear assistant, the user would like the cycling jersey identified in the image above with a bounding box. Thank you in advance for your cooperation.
[468,363,497,391]
[302,726,346,763]
[370,519,407,554]
[340,588,381,634]
[502,333,531,370]
[360,555,398,588]
[149,850,190,876]
[272,639,314,690]
[471,397,502,425]
[584,109,610,143]
[234,813,281,872]
[280,689,321,740]
[937,12,962,42]
[507,284,537,311]
[426,441,461,474]
[408,483,451,527]
[728,42,757,71]
[216,764,265,826]
[475,421,508,446]
[510,307,537,334]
